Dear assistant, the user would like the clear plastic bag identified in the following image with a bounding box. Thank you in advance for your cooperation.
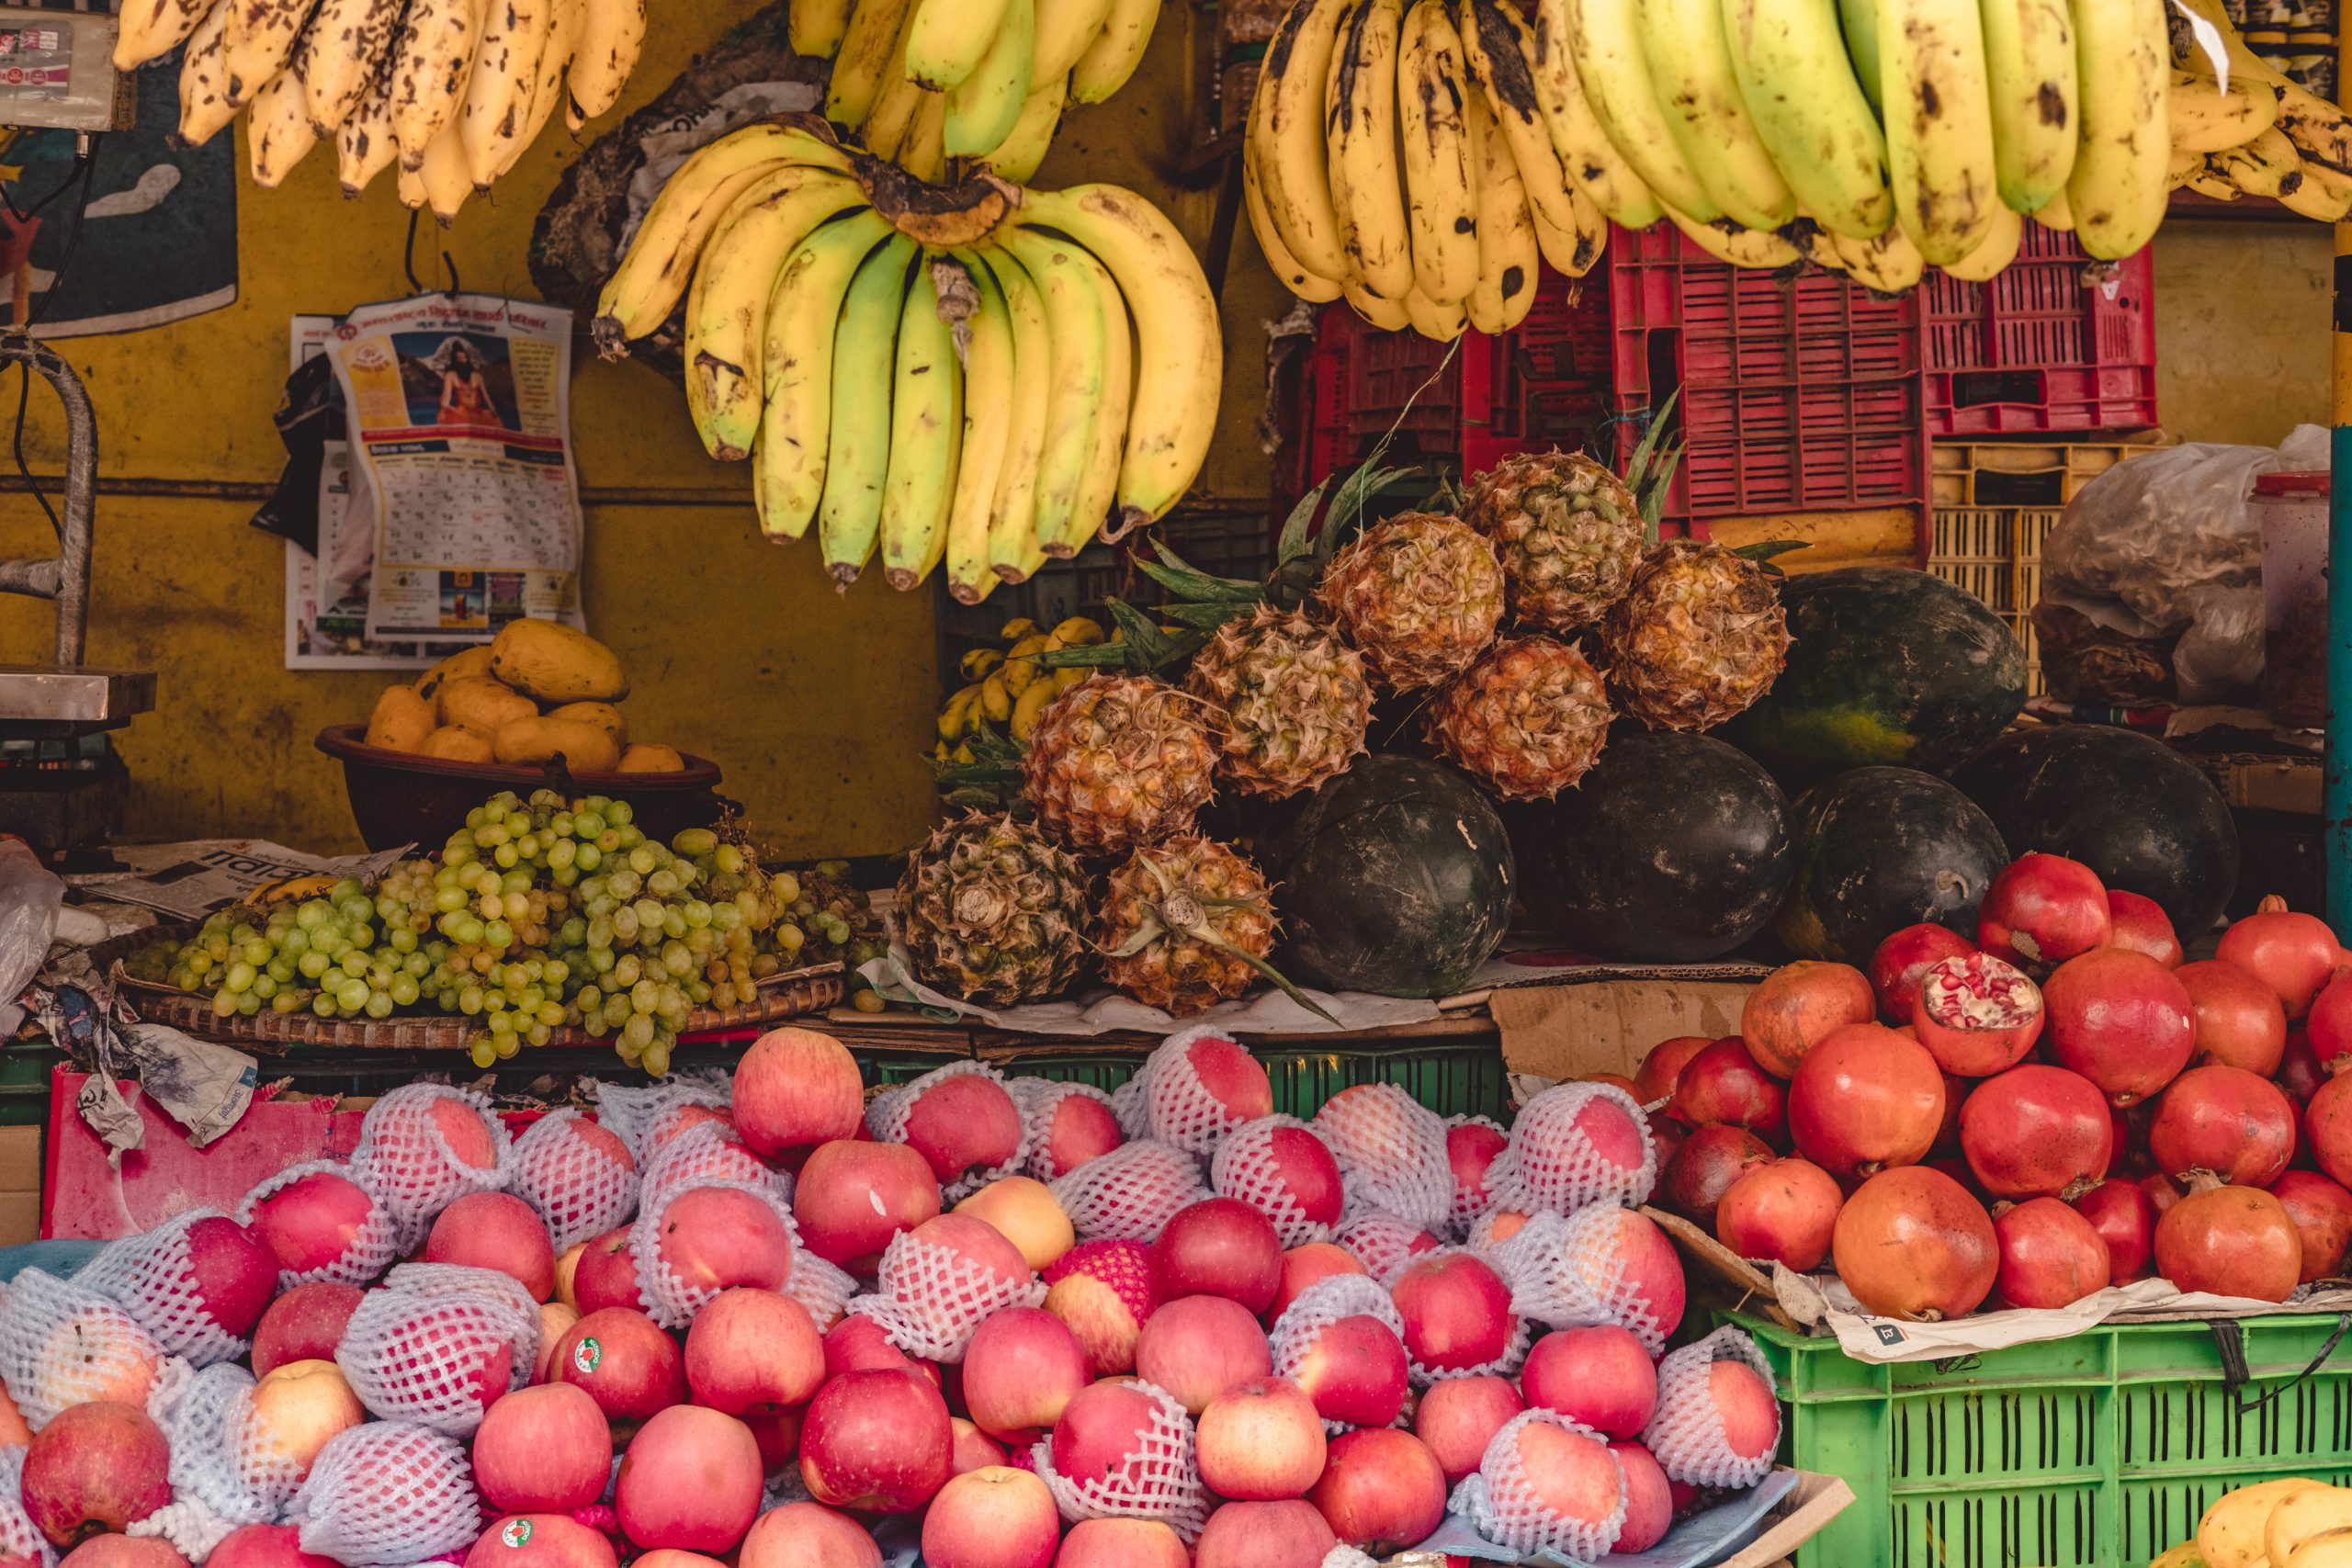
[0,841,62,1011]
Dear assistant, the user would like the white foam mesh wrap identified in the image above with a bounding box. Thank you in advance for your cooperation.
[843,1226,1046,1361]
[1048,1138,1206,1243]
[130,1361,284,1562]
[1643,1325,1778,1490]
[1270,1274,1405,1433]
[1444,1114,1506,1236]
[290,1420,481,1567]
[637,1119,780,1211]
[1488,1206,1679,1355]
[1485,1082,1657,1216]
[628,1176,802,1329]
[1449,1409,1628,1560]
[1109,1071,1150,1138]
[502,1110,639,1254]
[589,1073,730,1162]
[1313,1085,1452,1232]
[1025,1380,1208,1541]
[333,1265,538,1437]
[1010,1079,1121,1180]
[785,1253,858,1332]
[0,1448,51,1568]
[1211,1115,1337,1247]
[864,1061,1032,1202]
[1140,1025,1265,1156]
[78,1208,254,1366]
[1394,1247,1532,1389]
[234,1161,404,1289]
[349,1085,510,1238]
[0,1267,169,1429]
[1320,1549,1379,1568]
[1333,1212,1433,1286]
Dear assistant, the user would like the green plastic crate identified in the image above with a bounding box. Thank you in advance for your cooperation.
[0,1045,56,1127]
[1726,1309,2352,1568]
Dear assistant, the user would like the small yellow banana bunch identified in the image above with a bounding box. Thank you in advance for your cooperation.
[935,615,1106,761]
[131,0,645,217]
[2163,1,2352,220]
[592,118,1223,602]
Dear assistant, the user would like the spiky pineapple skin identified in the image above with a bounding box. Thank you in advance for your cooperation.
[1601,539,1791,732]
[1184,605,1373,798]
[1097,836,1278,1016]
[1463,450,1645,633]
[1021,673,1218,856]
[897,812,1092,1005]
[1317,513,1506,691]
[1428,636,1614,800]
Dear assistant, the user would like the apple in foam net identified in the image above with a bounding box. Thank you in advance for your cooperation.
[1049,1381,1167,1489]
[1195,1376,1326,1500]
[1051,1518,1189,1568]
[614,1405,764,1553]
[251,1282,363,1379]
[682,1288,823,1416]
[792,1141,943,1273]
[1253,1123,1345,1228]
[1520,1325,1658,1438]
[549,1307,685,1432]
[1193,1500,1337,1568]
[203,1525,338,1568]
[1132,1294,1272,1415]
[1149,1198,1283,1314]
[57,1540,187,1568]
[730,1027,866,1158]
[651,1183,794,1298]
[473,1384,613,1514]
[919,1467,1061,1568]
[1292,1312,1409,1429]
[21,1403,172,1546]
[738,1502,882,1568]
[1173,1032,1274,1131]
[40,1309,157,1409]
[1710,1359,1781,1466]
[899,1075,1024,1189]
[245,1168,378,1278]
[247,1359,365,1482]
[1269,1242,1367,1320]
[960,1306,1091,1442]
[1035,1092,1123,1179]
[1515,1421,1628,1540]
[462,1517,616,1568]
[427,1192,558,1302]
[1308,1428,1448,1554]
[1414,1374,1524,1484]
[180,1216,278,1339]
[1445,1120,1510,1219]
[571,1228,643,1315]
[799,1368,953,1514]
[1391,1251,1518,1374]
[954,1178,1076,1272]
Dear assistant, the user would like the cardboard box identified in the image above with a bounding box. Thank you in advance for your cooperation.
[0,1125,40,1247]
[1717,1471,1857,1568]
[1490,976,1762,1086]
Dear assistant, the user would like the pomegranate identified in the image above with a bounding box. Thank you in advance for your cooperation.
[1930,1074,1965,1156]
[1786,1024,1946,1180]
[2215,898,2341,1018]
[1869,924,1979,1026]
[2271,1170,2352,1281]
[2176,961,2288,1077]
[1714,1159,1842,1272]
[1831,1166,1999,1321]
[1957,1066,2113,1200]
[2153,1173,2302,1302]
[1740,962,1876,1079]
[2307,970,2352,1070]
[2105,892,2183,968]
[2146,1066,2298,1188]
[1912,953,2044,1077]
[2279,1026,2335,1104]
[1993,1197,2111,1309]
[2069,1179,2157,1284]
[1657,1125,1774,1230]
[1978,853,2111,974]
[2041,948,2194,1107]
[1634,1038,1713,1107]
[1668,1040,1787,1145]
[2143,1171,2182,1218]
[2304,1070,2352,1188]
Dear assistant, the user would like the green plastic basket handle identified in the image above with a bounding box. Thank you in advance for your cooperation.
[2210,1314,2351,1416]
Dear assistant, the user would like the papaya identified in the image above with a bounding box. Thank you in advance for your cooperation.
[616,743,686,773]
[494,716,621,772]
[417,725,496,763]
[2271,1489,2352,1567]
[414,645,495,701]
[438,676,538,734]
[2203,1480,2331,1568]
[548,701,626,743]
[364,684,435,752]
[490,618,628,703]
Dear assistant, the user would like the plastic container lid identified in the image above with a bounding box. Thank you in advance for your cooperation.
[2253,469,2331,497]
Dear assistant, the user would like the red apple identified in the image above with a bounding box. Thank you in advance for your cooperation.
[745,1405,802,1472]
[57,1540,186,1568]
[1163,1032,1273,1137]
[954,1178,1076,1272]
[204,1526,337,1568]
[651,1184,793,1299]
[821,1315,936,1386]
[1414,1374,1523,1484]
[961,1307,1091,1442]
[793,1141,943,1273]
[733,1028,865,1158]
[684,1288,822,1416]
[244,1169,378,1278]
[629,1552,726,1568]
[1515,1419,1627,1543]
[1237,1123,1344,1232]
[1035,1092,1124,1180]
[474,1384,612,1513]
[1269,1244,1367,1320]
[549,1307,686,1431]
[948,1417,1007,1477]
[1193,1500,1335,1568]
[1196,1377,1326,1500]
[181,1216,277,1339]
[899,1075,1023,1188]
[1040,1240,1158,1377]
[1051,1519,1186,1568]
[1149,1199,1283,1314]
[799,1369,953,1513]
[1291,1314,1408,1429]
[1308,1428,1446,1553]
[21,1404,171,1546]
[615,1405,763,1552]
[251,1283,363,1378]
[428,1192,559,1302]
[919,1467,1059,1568]
[739,1502,881,1568]
[1710,1360,1781,1466]
[247,1359,363,1482]
[462,1517,616,1568]
[1133,1294,1272,1416]
[1390,1252,1517,1375]
[571,1228,643,1316]
[1048,1381,1162,1488]
[1611,1442,1673,1553]
[1521,1325,1657,1439]
[1445,1121,1509,1225]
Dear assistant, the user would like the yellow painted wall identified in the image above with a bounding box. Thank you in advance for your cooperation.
[2151,220,2334,446]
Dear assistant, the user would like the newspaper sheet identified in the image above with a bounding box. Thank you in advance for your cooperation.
[64,840,411,921]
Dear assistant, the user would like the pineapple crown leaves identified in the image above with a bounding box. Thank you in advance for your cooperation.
[1035,596,1210,675]
[1729,539,1809,579]
[932,730,1029,812]
[1106,849,1340,1025]
[1620,388,1686,546]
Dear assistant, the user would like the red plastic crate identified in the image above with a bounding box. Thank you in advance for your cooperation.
[1921,224,2156,434]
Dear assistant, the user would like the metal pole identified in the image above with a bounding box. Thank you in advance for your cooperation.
[2331,219,2352,938]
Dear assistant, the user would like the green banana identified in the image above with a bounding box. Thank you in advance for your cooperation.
[819,236,916,585]
[752,209,896,540]
[878,262,965,590]
[1721,0,1894,238]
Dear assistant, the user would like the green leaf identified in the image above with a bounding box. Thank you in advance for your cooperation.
[1623,386,1682,492]
[1277,476,1331,568]
[1732,538,1809,562]
[1138,545,1262,604]
[1156,600,1255,630]
[1035,642,1133,670]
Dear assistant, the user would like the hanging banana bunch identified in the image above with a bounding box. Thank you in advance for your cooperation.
[120,0,647,218]
[593,117,1223,605]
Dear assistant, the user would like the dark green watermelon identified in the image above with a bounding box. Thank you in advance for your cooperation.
[1256,756,1514,998]
[1776,766,2010,962]
[1511,729,1795,962]
[1955,726,2240,936]
[1726,567,2028,787]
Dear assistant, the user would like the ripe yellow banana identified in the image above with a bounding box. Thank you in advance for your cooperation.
[415,113,474,223]
[984,74,1069,183]
[1512,0,1658,227]
[2282,159,2352,218]
[1939,197,2022,278]
[178,2,239,145]
[2183,156,2238,199]
[1402,288,1467,339]
[249,56,319,186]
[820,238,917,585]
[1244,134,1342,301]
[878,265,966,590]
[1340,276,1411,328]
[1463,80,1538,332]
[977,246,1057,584]
[1069,0,1160,101]
[907,0,1014,90]
[300,0,404,134]
[1458,0,1609,265]
[944,259,1019,604]
[945,0,1035,156]
[1000,229,1114,560]
[337,59,400,193]
[116,0,214,68]
[1876,0,1998,265]
[1561,0,1720,219]
[1249,0,1352,280]
[1839,0,1883,107]
[1661,205,1800,267]
[790,0,853,59]
[2211,124,2301,197]
[390,0,487,167]
[2276,83,2352,175]
[1015,184,1222,530]
[826,0,916,126]
[898,88,949,176]
[864,17,931,160]
[684,169,866,461]
[754,209,898,540]
[1062,243,1135,559]
[460,0,557,188]
[1393,0,1478,305]
[1639,0,1794,228]
[1720,0,1892,238]
[594,124,852,345]
[567,0,644,122]
[2169,72,2278,154]
[2063,0,2167,259]
[498,0,582,179]
[1979,0,2077,212]
[1035,0,1116,78]
[1326,0,1415,303]
[1529,186,1607,275]
[2034,183,2073,227]
[1826,220,1925,288]
[224,0,313,107]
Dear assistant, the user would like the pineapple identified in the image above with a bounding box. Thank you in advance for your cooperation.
[1601,539,1791,731]
[1184,605,1373,798]
[1020,673,1218,856]
[1462,450,1646,633]
[897,812,1092,1005]
[1098,836,1286,1016]
[1428,636,1613,800]
[1317,513,1506,691]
